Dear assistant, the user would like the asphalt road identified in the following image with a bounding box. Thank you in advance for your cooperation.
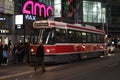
[1,52,120,80]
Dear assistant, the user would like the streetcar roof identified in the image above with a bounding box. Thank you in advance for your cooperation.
[33,20,105,34]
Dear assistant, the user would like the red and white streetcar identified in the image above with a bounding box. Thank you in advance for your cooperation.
[29,20,106,63]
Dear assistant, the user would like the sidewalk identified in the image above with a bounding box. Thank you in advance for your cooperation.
[0,63,34,80]
[0,62,64,80]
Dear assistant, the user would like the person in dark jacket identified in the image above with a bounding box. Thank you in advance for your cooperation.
[0,44,3,65]
[34,41,46,72]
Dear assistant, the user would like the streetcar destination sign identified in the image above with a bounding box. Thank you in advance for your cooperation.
[22,0,54,18]
[33,20,49,28]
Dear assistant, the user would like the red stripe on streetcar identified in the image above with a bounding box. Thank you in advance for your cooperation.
[67,25,104,34]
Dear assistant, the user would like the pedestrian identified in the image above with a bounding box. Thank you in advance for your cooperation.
[12,44,18,64]
[0,44,3,65]
[1,45,8,66]
[34,41,46,72]
[15,45,21,63]
[24,42,30,63]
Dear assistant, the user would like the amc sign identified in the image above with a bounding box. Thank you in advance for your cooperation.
[22,0,54,18]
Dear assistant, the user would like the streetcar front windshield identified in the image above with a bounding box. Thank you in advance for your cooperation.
[30,28,55,45]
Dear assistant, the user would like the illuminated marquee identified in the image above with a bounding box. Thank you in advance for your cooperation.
[22,0,54,18]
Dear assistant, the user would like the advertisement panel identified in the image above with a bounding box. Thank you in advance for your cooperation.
[15,15,23,25]
[4,0,14,14]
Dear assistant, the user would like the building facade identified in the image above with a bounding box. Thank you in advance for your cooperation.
[14,0,54,42]
[1,0,119,44]
[106,0,120,38]
[55,0,106,31]
[0,0,14,44]
[14,0,107,43]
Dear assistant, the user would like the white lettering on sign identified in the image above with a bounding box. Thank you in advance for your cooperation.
[0,18,6,21]
[25,15,36,20]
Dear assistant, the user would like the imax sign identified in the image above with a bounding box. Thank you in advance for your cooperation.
[25,15,36,20]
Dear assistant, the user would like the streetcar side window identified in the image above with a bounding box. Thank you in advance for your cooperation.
[87,33,92,43]
[76,31,82,43]
[96,34,101,43]
[96,34,104,43]
[100,35,104,43]
[56,28,67,43]
[82,32,87,43]
[92,34,97,43]
[68,30,76,43]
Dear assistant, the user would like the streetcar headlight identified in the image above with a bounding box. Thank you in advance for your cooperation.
[31,49,34,52]
[47,49,50,52]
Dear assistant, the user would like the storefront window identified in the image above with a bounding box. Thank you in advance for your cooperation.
[38,0,52,5]
[0,14,9,29]
[54,0,61,17]
[83,1,106,23]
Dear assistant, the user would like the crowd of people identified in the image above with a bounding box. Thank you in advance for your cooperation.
[0,41,30,66]
[0,40,46,72]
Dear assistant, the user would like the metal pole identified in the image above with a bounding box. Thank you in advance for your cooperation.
[23,14,26,43]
